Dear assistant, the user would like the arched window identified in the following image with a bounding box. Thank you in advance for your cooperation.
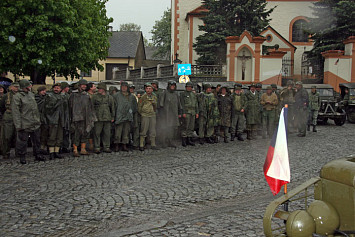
[292,19,309,42]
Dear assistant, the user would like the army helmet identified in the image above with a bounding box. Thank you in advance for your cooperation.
[97,82,106,90]
[19,79,31,89]
[249,83,256,88]
[266,86,273,90]
[145,82,153,88]
[168,80,177,86]
[204,83,212,90]
[311,85,317,89]
[60,82,69,90]
[286,80,294,86]
[121,81,129,87]
[234,83,242,90]
[129,84,136,89]
[78,79,88,85]
[151,80,159,86]
[185,81,193,88]
[295,81,303,85]
[256,83,262,88]
[52,83,61,89]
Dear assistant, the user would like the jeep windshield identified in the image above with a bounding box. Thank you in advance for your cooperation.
[349,89,355,96]
[318,88,334,97]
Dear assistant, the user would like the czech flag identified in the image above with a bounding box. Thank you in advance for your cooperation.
[263,106,290,195]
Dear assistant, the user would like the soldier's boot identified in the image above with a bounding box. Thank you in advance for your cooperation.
[199,138,205,145]
[230,134,235,141]
[49,147,55,160]
[182,137,187,147]
[122,144,129,152]
[237,133,245,141]
[187,137,195,146]
[139,137,145,151]
[73,144,80,157]
[214,136,219,144]
[80,143,89,155]
[224,136,229,143]
[20,156,27,165]
[247,131,252,140]
[206,137,214,144]
[307,124,311,131]
[151,137,159,150]
[54,147,63,159]
[312,125,317,132]
[35,154,46,162]
[88,139,94,152]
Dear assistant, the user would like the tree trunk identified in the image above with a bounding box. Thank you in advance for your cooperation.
[30,69,46,84]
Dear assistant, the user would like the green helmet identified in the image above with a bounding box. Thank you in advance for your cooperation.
[60,82,69,89]
[204,83,212,90]
[256,83,262,88]
[121,81,129,87]
[129,84,136,89]
[287,80,294,86]
[185,82,193,87]
[266,86,273,90]
[19,79,31,89]
[145,82,153,88]
[295,81,303,85]
[78,79,88,85]
[97,82,106,90]
[151,80,159,86]
[234,83,242,90]
[168,80,176,86]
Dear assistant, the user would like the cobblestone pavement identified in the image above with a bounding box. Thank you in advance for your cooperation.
[1,122,355,237]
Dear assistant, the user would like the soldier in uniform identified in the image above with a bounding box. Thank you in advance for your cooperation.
[159,80,181,148]
[271,84,281,126]
[198,83,219,144]
[260,86,279,138]
[92,83,115,153]
[12,80,45,164]
[35,86,48,154]
[308,85,320,132]
[217,85,233,143]
[0,82,19,159]
[180,82,199,146]
[244,84,260,140]
[280,81,296,132]
[60,82,71,153]
[256,83,263,136]
[69,79,97,157]
[151,80,164,146]
[43,83,65,160]
[138,83,158,151]
[113,81,137,152]
[86,83,97,151]
[230,84,245,141]
[294,81,309,137]
[129,84,140,149]
[109,86,118,95]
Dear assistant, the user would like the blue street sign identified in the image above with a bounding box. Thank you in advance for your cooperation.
[178,64,192,76]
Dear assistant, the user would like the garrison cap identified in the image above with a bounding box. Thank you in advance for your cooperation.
[60,82,69,89]
[97,82,106,90]
[271,84,277,88]
[78,79,88,85]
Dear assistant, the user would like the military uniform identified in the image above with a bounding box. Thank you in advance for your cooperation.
[138,84,158,150]
[60,82,71,153]
[217,86,233,142]
[152,80,164,146]
[180,82,198,146]
[280,82,296,132]
[230,84,245,141]
[294,82,309,137]
[159,81,182,147]
[198,84,219,144]
[69,79,97,156]
[308,87,320,132]
[0,84,18,159]
[92,83,115,153]
[44,84,65,159]
[129,85,140,149]
[260,87,279,138]
[35,86,48,153]
[113,82,137,151]
[244,85,259,139]
[271,84,281,127]
[12,80,45,164]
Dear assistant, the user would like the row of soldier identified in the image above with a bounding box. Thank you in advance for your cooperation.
[0,79,315,164]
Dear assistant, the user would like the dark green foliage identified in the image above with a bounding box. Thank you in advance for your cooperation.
[151,8,171,60]
[194,0,274,65]
[0,0,113,84]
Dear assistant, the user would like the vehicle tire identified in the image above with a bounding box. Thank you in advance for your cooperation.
[347,108,355,123]
[334,117,346,126]
[322,118,328,125]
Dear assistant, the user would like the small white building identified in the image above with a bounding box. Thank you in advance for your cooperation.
[171,0,318,82]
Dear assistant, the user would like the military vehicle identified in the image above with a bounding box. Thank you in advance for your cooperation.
[264,156,355,236]
[303,84,346,126]
[339,83,355,123]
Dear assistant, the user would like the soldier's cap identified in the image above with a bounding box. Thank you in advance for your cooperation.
[109,86,118,92]
[19,79,31,89]
[286,80,294,86]
[204,83,212,89]
[168,80,177,85]
[37,86,47,92]
[266,86,273,90]
[78,79,88,85]
[52,83,61,88]
[249,83,256,88]
[311,85,317,89]
[11,82,19,87]
[185,82,193,87]
[271,84,277,88]
[295,81,303,85]
[256,83,262,88]
[136,89,145,95]
[145,83,153,88]
[234,83,242,90]
[129,84,135,89]
[151,80,159,85]
[97,82,106,90]
[121,81,129,87]
[220,84,229,90]
[60,82,69,89]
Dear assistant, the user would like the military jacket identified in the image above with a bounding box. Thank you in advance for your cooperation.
[244,90,259,125]
[12,91,41,131]
[92,93,115,122]
[61,92,70,130]
[160,89,182,127]
[138,93,157,117]
[180,91,198,115]
[0,91,16,122]
[199,92,219,126]
[280,88,296,106]
[308,92,320,111]
[217,94,234,127]
[260,93,278,111]
[35,93,47,124]
[231,92,245,113]
[153,88,164,109]
[113,91,137,124]
[295,88,309,109]
[44,91,65,126]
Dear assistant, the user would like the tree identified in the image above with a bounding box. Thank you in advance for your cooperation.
[151,8,171,60]
[307,0,355,76]
[0,0,112,84]
[119,23,141,31]
[194,0,274,65]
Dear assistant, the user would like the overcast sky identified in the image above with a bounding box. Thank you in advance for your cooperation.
[105,0,171,41]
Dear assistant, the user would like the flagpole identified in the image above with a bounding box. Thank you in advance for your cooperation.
[283,105,289,215]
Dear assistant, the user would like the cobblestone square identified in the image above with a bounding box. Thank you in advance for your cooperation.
[1,122,355,236]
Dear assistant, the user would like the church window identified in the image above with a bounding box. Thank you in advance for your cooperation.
[292,19,309,42]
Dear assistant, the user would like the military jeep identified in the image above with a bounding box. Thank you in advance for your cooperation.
[339,83,355,123]
[303,84,346,126]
